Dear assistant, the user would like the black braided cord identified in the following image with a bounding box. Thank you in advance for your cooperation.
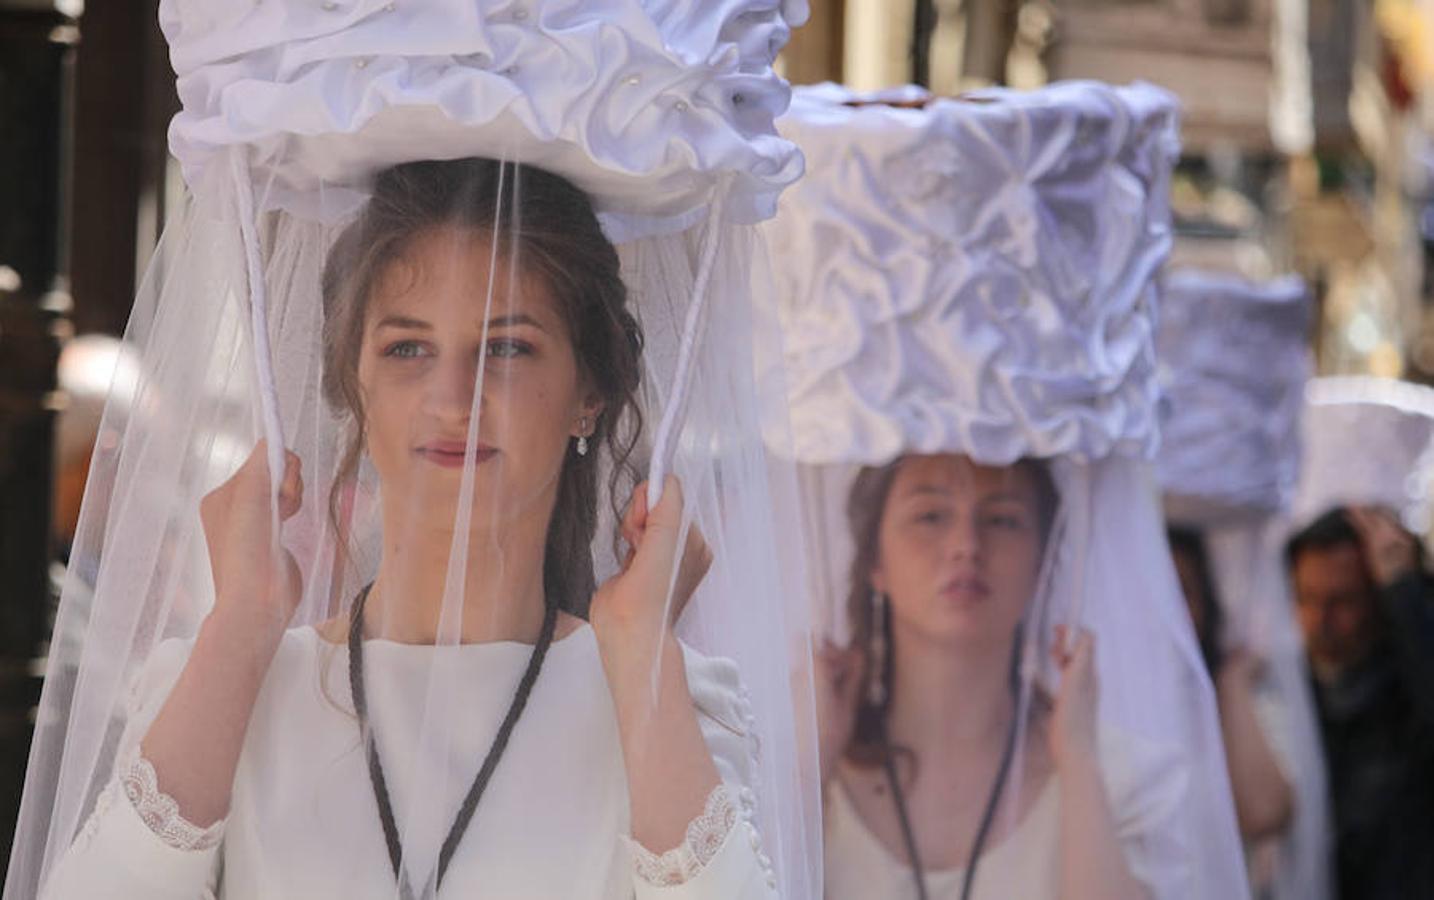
[347,583,558,899]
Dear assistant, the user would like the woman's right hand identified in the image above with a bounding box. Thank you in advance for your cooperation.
[1049,625,1100,771]
[198,441,304,638]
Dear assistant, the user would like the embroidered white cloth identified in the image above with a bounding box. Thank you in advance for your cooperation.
[763,81,1179,467]
[160,0,808,239]
[1156,270,1311,521]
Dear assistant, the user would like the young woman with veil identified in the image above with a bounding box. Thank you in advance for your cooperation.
[1155,270,1332,900]
[762,82,1251,899]
[6,2,821,899]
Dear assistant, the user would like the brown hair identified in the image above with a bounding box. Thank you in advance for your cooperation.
[320,158,644,615]
[842,456,1059,768]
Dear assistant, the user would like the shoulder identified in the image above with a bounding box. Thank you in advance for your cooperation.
[679,645,753,733]
[1095,727,1190,837]
[125,628,320,718]
[678,643,761,794]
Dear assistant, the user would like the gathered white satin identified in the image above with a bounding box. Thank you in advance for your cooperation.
[1156,270,1311,521]
[763,81,1178,466]
[160,0,808,240]
[1292,375,1434,531]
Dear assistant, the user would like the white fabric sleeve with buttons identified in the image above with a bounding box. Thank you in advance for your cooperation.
[628,648,781,899]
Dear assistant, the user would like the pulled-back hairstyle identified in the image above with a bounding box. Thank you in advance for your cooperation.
[842,456,1059,769]
[320,158,644,615]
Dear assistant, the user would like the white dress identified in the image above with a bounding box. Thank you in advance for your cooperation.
[42,623,779,899]
[822,732,1191,900]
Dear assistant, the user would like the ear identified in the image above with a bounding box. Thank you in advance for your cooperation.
[570,387,605,438]
[869,564,889,596]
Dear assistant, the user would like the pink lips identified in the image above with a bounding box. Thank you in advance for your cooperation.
[939,575,990,605]
[414,440,497,469]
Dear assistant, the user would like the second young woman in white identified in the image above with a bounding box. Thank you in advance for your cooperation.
[818,455,1183,900]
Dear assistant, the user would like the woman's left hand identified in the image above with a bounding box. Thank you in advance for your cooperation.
[590,476,712,652]
[590,477,724,853]
[1049,625,1100,769]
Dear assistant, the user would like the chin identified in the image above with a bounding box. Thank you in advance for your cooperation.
[913,611,1020,651]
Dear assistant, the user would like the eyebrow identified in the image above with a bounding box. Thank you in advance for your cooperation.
[901,484,953,499]
[371,312,549,332]
[899,484,1030,504]
[486,313,548,332]
[373,315,432,331]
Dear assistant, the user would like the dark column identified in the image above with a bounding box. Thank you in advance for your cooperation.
[960,0,1019,86]
[0,0,78,873]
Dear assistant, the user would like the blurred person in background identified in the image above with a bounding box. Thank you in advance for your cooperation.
[1285,507,1434,899]
[1167,526,1296,897]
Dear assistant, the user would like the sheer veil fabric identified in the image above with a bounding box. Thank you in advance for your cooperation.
[1157,269,1332,900]
[763,82,1250,898]
[6,2,823,899]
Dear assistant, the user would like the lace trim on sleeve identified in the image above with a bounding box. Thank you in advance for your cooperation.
[631,782,740,886]
[119,752,225,851]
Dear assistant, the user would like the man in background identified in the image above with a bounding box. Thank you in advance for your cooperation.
[1287,507,1434,899]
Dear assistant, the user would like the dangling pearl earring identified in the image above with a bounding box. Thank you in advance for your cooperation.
[868,591,888,706]
[576,417,590,457]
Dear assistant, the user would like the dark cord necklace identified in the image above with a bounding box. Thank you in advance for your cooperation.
[347,583,558,899]
[885,709,1019,900]
[884,627,1025,900]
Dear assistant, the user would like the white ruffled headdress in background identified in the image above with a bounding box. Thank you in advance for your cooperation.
[1294,375,1434,537]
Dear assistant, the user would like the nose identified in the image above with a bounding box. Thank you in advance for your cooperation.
[945,512,979,562]
[422,354,480,425]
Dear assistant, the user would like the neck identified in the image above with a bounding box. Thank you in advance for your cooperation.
[885,620,1016,760]
[365,498,552,645]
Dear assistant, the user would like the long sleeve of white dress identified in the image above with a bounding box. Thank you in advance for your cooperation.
[41,627,782,900]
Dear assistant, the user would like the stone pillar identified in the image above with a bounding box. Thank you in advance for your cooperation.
[0,0,77,869]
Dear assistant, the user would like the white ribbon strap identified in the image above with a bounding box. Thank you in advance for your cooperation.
[645,179,731,509]
[229,146,287,488]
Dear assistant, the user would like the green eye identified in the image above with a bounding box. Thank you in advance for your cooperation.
[487,339,530,359]
[384,341,424,359]
[984,513,1026,530]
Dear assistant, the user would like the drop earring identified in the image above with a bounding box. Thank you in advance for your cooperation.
[576,417,590,457]
[868,591,888,706]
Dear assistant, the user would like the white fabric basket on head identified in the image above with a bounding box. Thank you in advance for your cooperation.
[762,81,1250,899]
[1155,268,1332,900]
[7,3,824,900]
[1292,376,1434,537]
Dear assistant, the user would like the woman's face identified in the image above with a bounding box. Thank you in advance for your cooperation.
[871,455,1046,649]
[355,226,599,535]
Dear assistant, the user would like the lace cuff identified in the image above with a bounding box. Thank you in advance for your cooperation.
[631,783,740,886]
[119,752,225,852]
